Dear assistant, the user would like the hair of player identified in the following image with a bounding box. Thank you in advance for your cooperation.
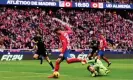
[54,28,62,34]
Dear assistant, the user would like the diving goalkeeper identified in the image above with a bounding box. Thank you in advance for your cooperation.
[86,58,110,77]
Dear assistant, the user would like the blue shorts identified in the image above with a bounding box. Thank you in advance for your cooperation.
[98,50,104,57]
[63,49,71,60]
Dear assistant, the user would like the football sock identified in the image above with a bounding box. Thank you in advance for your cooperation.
[38,56,43,64]
[66,58,81,64]
[48,61,54,69]
[54,61,60,71]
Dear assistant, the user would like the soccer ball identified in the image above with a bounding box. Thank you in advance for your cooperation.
[53,71,60,78]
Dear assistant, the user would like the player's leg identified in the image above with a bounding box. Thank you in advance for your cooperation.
[93,62,108,76]
[88,49,95,60]
[33,54,39,59]
[98,68,107,75]
[97,50,103,60]
[48,56,64,78]
[44,56,54,70]
[98,50,111,67]
[93,64,110,76]
[34,50,44,64]
[88,59,109,72]
[96,59,109,71]
[54,57,64,72]
[96,59,110,75]
[101,56,111,67]
[42,50,54,70]
[33,53,44,64]
[66,58,84,64]
[88,53,92,60]
[98,64,110,76]
[65,50,87,64]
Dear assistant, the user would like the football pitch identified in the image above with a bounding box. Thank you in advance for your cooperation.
[0,59,133,80]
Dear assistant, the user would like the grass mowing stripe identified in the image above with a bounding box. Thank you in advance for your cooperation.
[0,71,69,76]
[0,59,133,80]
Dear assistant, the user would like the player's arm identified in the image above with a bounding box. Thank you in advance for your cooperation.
[31,40,38,50]
[33,45,38,50]
[32,39,38,44]
[87,59,95,63]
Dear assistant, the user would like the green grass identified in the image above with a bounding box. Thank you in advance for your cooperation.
[0,59,133,80]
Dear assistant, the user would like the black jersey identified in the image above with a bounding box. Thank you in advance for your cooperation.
[90,40,100,49]
[33,36,47,56]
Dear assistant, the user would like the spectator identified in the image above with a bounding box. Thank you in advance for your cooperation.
[0,6,132,50]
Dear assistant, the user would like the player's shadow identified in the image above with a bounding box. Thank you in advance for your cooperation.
[84,74,109,78]
[96,75,107,77]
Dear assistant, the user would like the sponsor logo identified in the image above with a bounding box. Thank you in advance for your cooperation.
[65,2,72,7]
[106,4,131,9]
[98,3,103,8]
[59,1,64,7]
[91,2,103,8]
[77,52,88,60]
[70,54,76,58]
[1,52,23,61]
[92,2,98,8]
[59,1,72,7]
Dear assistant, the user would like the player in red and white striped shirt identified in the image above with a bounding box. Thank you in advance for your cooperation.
[48,25,87,78]
[98,34,111,67]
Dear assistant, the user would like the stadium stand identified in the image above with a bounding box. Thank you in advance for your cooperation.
[0,6,132,50]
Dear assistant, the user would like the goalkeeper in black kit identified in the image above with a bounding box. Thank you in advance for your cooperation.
[88,36,100,60]
[32,34,54,71]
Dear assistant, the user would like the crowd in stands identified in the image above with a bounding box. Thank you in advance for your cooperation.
[0,6,133,50]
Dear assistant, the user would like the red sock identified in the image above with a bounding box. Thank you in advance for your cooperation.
[102,56,110,64]
[66,58,81,64]
[54,61,60,72]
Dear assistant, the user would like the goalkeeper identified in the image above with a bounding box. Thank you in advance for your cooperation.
[86,58,110,77]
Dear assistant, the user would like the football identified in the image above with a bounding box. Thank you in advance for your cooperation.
[53,71,60,78]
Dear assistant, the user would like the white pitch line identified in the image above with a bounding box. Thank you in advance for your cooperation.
[0,71,69,76]
[2,76,42,78]
[0,71,42,74]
